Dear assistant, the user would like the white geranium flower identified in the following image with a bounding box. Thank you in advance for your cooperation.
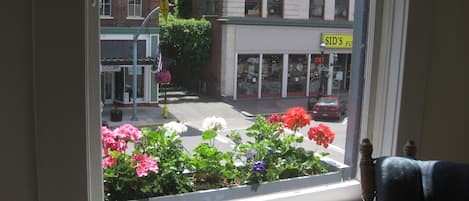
[202,116,227,131]
[163,121,188,136]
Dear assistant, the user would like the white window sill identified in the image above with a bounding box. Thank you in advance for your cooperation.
[100,16,114,19]
[228,180,362,201]
[126,16,144,20]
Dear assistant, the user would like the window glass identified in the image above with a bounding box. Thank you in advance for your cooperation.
[128,0,142,17]
[245,0,261,17]
[237,55,260,98]
[309,54,328,97]
[100,0,112,16]
[262,55,283,98]
[204,0,220,15]
[267,0,282,17]
[335,0,348,19]
[309,0,323,18]
[287,54,308,96]
[124,67,144,101]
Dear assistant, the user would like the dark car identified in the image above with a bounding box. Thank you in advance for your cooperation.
[311,96,346,121]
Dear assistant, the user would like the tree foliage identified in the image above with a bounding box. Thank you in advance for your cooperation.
[159,15,211,65]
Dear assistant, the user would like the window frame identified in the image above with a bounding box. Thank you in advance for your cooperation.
[203,0,221,16]
[266,0,283,18]
[128,0,143,18]
[99,0,112,17]
[71,0,412,200]
[309,0,324,19]
[334,0,349,21]
[244,0,262,17]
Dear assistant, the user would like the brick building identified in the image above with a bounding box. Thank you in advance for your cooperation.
[193,0,354,100]
[100,0,160,106]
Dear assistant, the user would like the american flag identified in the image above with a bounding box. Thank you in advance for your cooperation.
[155,44,162,73]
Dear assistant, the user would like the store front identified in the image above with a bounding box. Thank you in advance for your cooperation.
[224,25,353,100]
[100,37,160,106]
[235,53,350,100]
[101,60,159,106]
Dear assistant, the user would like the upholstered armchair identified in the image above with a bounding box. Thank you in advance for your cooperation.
[359,138,469,201]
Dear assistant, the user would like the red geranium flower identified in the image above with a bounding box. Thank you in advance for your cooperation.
[267,114,283,124]
[282,107,311,130]
[308,124,335,148]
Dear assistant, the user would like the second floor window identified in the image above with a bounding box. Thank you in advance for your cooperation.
[245,0,261,17]
[267,0,282,17]
[128,0,142,17]
[100,0,112,16]
[204,0,220,15]
[309,0,324,18]
[335,0,348,20]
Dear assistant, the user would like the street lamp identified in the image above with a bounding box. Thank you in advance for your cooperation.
[130,7,161,121]
[331,53,338,96]
[318,42,326,99]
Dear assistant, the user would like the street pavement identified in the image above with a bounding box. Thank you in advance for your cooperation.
[102,93,348,163]
[166,96,347,163]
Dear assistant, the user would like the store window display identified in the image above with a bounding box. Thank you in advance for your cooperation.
[237,55,259,98]
[262,54,283,97]
[309,54,328,97]
[287,54,308,96]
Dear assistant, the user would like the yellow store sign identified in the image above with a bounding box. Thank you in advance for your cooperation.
[322,33,353,48]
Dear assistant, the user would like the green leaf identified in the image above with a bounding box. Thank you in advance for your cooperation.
[222,170,236,179]
[202,130,217,140]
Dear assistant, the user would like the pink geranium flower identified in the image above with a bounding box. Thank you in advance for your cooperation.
[132,153,159,177]
[114,124,142,142]
[102,156,117,169]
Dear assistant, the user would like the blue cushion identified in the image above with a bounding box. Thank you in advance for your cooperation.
[375,156,469,201]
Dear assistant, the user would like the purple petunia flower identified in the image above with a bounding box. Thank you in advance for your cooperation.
[245,149,257,160]
[268,149,275,155]
[252,161,266,173]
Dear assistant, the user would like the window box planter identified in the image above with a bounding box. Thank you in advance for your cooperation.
[138,158,348,201]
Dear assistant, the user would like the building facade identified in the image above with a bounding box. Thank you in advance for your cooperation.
[100,0,160,105]
[195,0,354,100]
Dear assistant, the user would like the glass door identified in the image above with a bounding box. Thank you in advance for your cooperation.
[101,72,114,104]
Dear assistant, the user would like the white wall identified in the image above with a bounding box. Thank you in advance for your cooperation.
[398,0,469,163]
[235,25,353,53]
[1,0,102,200]
[221,0,354,21]
[324,0,335,20]
[221,25,237,97]
[223,0,244,17]
[284,0,309,19]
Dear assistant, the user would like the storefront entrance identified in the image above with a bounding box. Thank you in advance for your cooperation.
[101,71,115,104]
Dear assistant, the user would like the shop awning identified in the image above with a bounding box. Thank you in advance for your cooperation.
[100,57,155,65]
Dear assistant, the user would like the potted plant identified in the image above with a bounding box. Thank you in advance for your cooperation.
[102,107,343,201]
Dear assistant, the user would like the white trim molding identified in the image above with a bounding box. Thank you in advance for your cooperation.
[369,0,409,157]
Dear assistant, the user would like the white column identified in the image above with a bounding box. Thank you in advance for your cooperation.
[258,54,263,99]
[233,53,238,100]
[282,53,289,97]
[327,53,334,95]
[262,0,268,17]
[306,54,311,96]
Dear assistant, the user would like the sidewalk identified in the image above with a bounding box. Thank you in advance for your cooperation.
[102,105,177,129]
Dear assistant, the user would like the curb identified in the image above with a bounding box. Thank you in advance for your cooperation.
[240,111,285,118]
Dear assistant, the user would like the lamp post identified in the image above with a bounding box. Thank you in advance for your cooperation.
[318,42,326,99]
[130,7,161,121]
[331,53,338,96]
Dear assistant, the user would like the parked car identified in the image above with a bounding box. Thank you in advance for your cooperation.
[310,96,346,121]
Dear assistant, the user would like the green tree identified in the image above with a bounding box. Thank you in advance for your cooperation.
[159,14,211,88]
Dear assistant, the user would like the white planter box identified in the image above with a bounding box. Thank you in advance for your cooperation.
[139,158,348,201]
